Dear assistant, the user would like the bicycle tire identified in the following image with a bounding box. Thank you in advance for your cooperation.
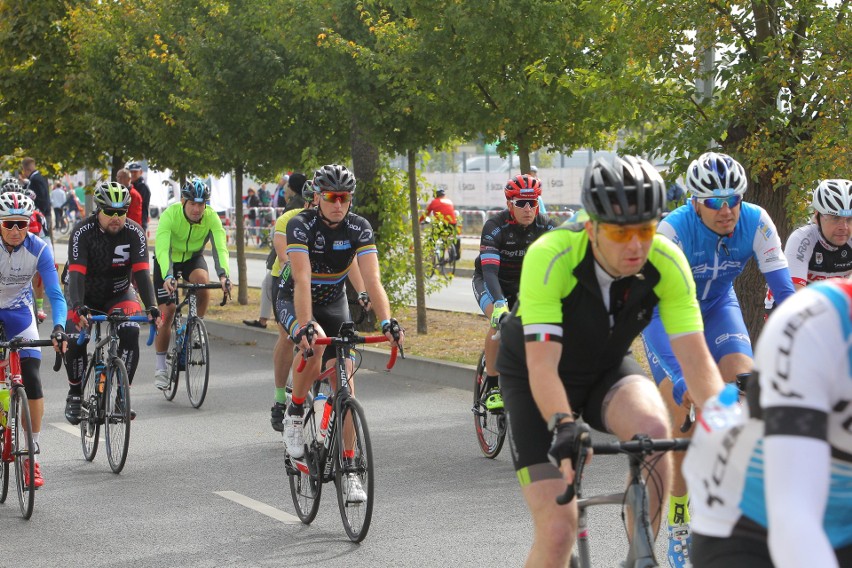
[12,388,34,519]
[104,358,131,474]
[473,352,507,458]
[164,322,180,401]
[185,318,210,408]
[0,427,8,503]
[334,397,374,542]
[80,361,101,462]
[288,404,323,524]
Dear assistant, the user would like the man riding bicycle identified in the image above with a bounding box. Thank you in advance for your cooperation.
[684,278,852,568]
[0,191,67,488]
[277,164,403,503]
[63,182,159,423]
[152,178,230,390]
[497,155,725,567]
[420,188,460,260]
[473,174,554,411]
[640,152,795,568]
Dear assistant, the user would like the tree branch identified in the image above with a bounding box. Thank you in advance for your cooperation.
[708,0,757,61]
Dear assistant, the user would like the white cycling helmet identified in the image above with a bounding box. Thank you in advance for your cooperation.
[0,191,35,219]
[685,152,748,198]
[812,179,852,217]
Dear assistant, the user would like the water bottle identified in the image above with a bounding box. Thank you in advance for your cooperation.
[96,363,106,394]
[313,393,327,434]
[0,387,8,427]
[316,396,333,444]
[699,384,744,432]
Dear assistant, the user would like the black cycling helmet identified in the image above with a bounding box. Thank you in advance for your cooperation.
[581,155,665,225]
[301,180,317,202]
[93,181,131,209]
[181,178,211,203]
[313,164,356,194]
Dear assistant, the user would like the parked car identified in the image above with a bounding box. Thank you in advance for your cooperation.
[458,155,521,173]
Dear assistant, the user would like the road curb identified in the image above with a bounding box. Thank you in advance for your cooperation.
[205,320,475,392]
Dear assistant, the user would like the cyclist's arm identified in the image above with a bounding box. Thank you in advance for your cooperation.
[479,219,505,302]
[289,249,314,330]
[154,206,175,280]
[669,333,723,407]
[752,209,794,305]
[129,224,157,309]
[36,242,68,327]
[356,250,390,323]
[67,224,89,309]
[206,208,229,278]
[347,257,366,295]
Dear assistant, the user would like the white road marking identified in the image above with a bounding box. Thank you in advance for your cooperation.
[50,421,104,442]
[214,491,302,524]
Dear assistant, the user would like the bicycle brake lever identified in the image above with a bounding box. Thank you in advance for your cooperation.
[53,351,63,372]
[680,405,695,433]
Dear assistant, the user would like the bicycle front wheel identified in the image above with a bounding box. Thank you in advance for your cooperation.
[104,358,131,473]
[473,352,507,458]
[185,318,210,408]
[0,425,8,503]
[12,388,35,519]
[164,322,180,401]
[288,405,323,524]
[80,361,101,462]
[334,397,374,542]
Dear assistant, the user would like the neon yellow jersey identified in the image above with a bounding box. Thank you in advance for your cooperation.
[154,202,230,279]
[270,208,303,275]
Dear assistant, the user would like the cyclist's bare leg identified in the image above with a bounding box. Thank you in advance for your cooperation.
[273,325,293,388]
[29,397,43,437]
[154,302,176,352]
[291,345,326,401]
[717,352,752,385]
[521,476,578,567]
[604,375,672,538]
[483,303,500,377]
[188,268,210,317]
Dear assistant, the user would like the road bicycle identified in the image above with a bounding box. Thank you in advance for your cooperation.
[423,219,457,278]
[0,326,61,519]
[557,423,690,567]
[285,322,401,542]
[471,350,507,458]
[162,278,230,408]
[77,310,156,474]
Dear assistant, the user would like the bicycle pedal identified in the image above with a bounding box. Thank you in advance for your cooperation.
[471,406,487,418]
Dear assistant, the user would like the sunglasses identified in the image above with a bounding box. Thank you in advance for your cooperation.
[1,220,28,231]
[511,198,539,209]
[101,208,128,217]
[698,195,742,210]
[597,221,658,243]
[320,192,352,204]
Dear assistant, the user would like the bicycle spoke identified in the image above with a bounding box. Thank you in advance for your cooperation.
[104,358,131,473]
[12,389,35,519]
[80,362,100,462]
[185,319,210,408]
[334,398,374,542]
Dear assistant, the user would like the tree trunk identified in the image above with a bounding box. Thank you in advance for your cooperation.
[234,165,248,305]
[408,149,428,334]
[732,170,792,342]
[349,114,381,233]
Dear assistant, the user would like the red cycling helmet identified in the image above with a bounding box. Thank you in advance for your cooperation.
[504,174,542,200]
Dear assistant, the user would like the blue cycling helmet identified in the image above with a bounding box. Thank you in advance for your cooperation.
[685,152,748,198]
[181,178,211,203]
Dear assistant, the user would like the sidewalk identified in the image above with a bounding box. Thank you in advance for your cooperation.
[206,319,474,391]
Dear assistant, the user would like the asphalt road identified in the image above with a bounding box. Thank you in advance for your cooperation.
[2,323,668,567]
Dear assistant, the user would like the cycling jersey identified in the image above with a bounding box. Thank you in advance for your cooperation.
[684,279,852,567]
[421,197,457,225]
[280,209,376,306]
[473,209,554,305]
[0,233,66,330]
[154,202,229,280]
[67,214,156,311]
[270,208,303,276]
[764,222,852,309]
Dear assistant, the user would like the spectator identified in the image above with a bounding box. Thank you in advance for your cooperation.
[127,161,151,229]
[666,181,685,211]
[74,181,86,214]
[116,169,144,226]
[51,182,68,231]
[273,174,290,208]
[20,157,52,239]
[65,189,82,224]
[258,183,271,206]
[284,173,306,211]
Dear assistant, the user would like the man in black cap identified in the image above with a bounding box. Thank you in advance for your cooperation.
[127,161,151,230]
[284,172,307,211]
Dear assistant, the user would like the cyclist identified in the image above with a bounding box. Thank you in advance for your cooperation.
[684,278,852,568]
[764,179,852,313]
[63,182,159,423]
[640,151,795,568]
[152,178,230,390]
[420,188,460,259]
[472,174,554,412]
[0,191,68,488]
[278,164,403,501]
[497,155,725,567]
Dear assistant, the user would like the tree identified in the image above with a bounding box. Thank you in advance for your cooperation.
[616,0,851,337]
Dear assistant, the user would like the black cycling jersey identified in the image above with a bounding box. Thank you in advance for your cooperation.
[474,209,554,301]
[66,214,156,310]
[280,210,377,306]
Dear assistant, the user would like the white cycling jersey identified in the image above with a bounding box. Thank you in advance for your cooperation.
[685,279,852,568]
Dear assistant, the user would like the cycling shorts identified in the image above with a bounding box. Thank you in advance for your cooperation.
[692,532,852,568]
[153,255,209,305]
[645,287,752,386]
[502,356,646,481]
[471,273,517,314]
[275,293,352,366]
[0,305,42,360]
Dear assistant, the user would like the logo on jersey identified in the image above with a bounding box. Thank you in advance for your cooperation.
[816,252,823,265]
[113,244,130,266]
[714,332,750,346]
[315,233,326,250]
[758,220,773,240]
[358,229,373,243]
[692,260,743,275]
[332,240,351,251]
[293,228,308,243]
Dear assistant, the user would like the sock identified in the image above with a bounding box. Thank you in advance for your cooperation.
[36,298,44,310]
[485,375,499,391]
[288,397,305,415]
[668,494,690,526]
[275,387,288,404]
[155,352,167,370]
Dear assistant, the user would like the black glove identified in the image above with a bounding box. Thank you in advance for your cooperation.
[149,306,161,322]
[51,324,68,344]
[357,291,370,308]
[547,421,586,470]
[381,318,403,341]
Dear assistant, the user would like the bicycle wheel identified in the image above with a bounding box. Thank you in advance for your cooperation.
[12,388,35,519]
[0,426,8,503]
[104,358,131,474]
[445,244,457,277]
[288,405,323,524]
[473,351,507,458]
[79,361,101,462]
[163,322,180,401]
[334,397,374,542]
[184,318,210,408]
